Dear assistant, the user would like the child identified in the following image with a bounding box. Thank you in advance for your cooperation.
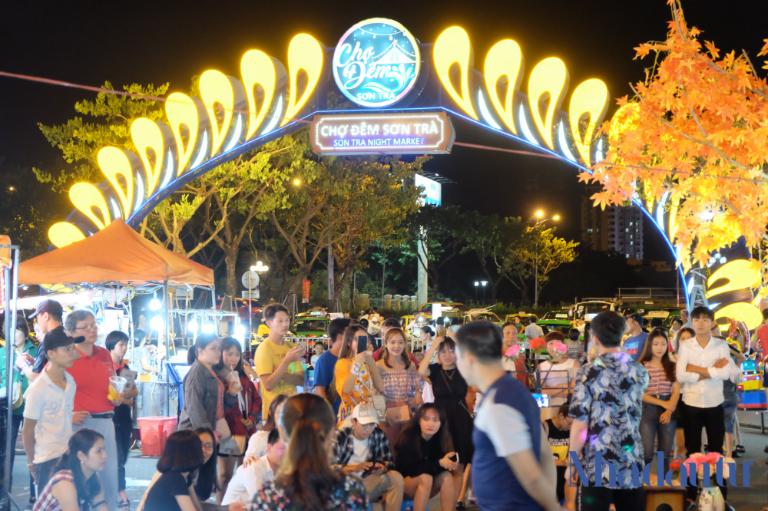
[543,402,572,506]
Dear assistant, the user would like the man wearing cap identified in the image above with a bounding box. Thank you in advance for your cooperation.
[26,299,65,381]
[622,313,648,361]
[21,327,78,492]
[333,403,404,511]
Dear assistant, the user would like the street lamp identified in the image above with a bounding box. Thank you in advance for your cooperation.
[474,280,479,302]
[480,280,488,303]
[245,261,270,353]
[250,261,269,273]
[529,210,562,308]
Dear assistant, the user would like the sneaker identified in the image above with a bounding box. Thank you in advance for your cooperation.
[735,444,745,454]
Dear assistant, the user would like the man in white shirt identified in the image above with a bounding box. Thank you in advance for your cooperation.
[675,305,739,503]
[222,428,285,505]
[524,319,544,340]
[22,328,78,492]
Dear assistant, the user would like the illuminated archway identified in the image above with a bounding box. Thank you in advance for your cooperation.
[48,19,763,329]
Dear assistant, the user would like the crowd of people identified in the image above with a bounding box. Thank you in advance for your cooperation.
[1,298,767,511]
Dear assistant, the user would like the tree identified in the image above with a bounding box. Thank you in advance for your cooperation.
[581,1,768,266]
[269,135,423,298]
[0,161,55,256]
[34,82,293,296]
[34,82,170,192]
[198,139,296,295]
[402,205,474,295]
[324,158,422,309]
[461,212,519,300]
[501,225,579,306]
[34,82,219,257]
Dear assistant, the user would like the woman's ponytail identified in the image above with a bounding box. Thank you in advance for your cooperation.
[276,395,340,510]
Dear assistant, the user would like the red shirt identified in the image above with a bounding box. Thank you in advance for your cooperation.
[67,345,115,413]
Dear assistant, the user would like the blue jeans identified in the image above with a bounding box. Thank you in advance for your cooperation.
[640,401,676,473]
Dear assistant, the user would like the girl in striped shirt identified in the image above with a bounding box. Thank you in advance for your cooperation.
[638,328,680,474]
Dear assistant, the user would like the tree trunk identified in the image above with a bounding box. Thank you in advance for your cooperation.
[224,247,239,297]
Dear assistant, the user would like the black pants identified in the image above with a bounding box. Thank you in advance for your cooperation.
[113,410,133,492]
[0,407,23,498]
[680,401,726,501]
[579,486,645,511]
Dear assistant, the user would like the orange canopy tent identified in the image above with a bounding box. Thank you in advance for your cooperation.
[19,220,213,286]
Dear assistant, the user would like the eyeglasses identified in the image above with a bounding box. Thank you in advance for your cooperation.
[75,323,97,331]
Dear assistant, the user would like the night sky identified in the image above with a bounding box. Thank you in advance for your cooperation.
[2,0,767,263]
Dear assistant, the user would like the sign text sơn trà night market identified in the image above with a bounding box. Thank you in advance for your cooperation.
[310,112,454,156]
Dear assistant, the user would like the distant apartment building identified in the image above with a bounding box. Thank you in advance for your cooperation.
[581,185,644,260]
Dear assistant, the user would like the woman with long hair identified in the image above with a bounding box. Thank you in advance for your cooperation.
[141,430,204,511]
[178,334,225,432]
[672,326,695,356]
[194,427,219,503]
[33,429,108,511]
[394,404,458,511]
[638,328,680,473]
[215,337,260,501]
[334,324,384,422]
[105,330,138,510]
[376,328,422,445]
[248,393,367,510]
[417,336,472,503]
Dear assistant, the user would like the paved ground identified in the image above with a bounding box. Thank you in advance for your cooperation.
[6,411,768,510]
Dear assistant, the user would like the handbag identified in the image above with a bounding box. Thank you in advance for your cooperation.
[215,417,232,441]
[11,380,23,410]
[385,404,411,425]
[371,394,387,421]
[218,434,247,456]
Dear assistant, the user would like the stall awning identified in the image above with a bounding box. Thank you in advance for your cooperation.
[19,220,214,286]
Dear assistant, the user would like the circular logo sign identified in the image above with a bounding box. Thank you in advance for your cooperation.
[333,18,421,108]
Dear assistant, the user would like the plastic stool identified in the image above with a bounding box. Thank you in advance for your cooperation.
[401,499,414,511]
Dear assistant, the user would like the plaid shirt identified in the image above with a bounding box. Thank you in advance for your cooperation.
[333,426,395,469]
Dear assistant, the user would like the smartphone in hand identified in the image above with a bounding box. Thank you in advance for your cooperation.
[356,335,368,354]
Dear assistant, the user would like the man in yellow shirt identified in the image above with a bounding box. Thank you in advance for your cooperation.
[253,303,305,420]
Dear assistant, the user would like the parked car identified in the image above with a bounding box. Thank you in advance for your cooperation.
[537,310,573,333]
[463,308,502,325]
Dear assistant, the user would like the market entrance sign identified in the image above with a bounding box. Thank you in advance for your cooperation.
[310,112,453,155]
[46,17,760,316]
[332,18,421,108]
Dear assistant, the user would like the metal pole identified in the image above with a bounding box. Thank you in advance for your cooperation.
[381,259,386,308]
[327,246,334,311]
[163,280,170,417]
[3,244,20,506]
[247,274,253,353]
[534,248,539,308]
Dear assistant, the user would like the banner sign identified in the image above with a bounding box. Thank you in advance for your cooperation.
[415,174,442,207]
[310,111,454,156]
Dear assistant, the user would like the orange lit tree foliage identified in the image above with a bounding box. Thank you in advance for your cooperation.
[580,0,768,266]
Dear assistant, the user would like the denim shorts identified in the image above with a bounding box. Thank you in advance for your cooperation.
[723,403,737,434]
